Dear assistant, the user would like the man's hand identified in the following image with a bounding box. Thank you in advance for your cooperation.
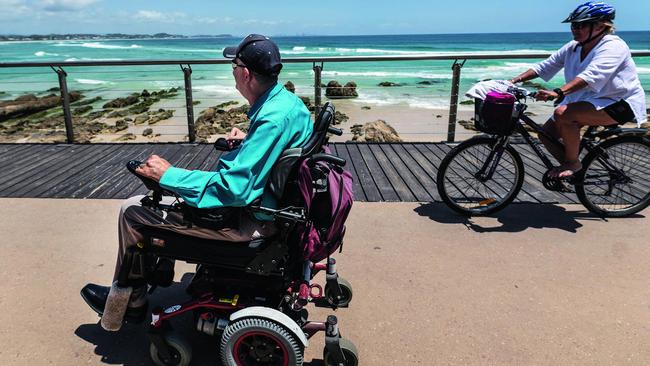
[227,127,246,142]
[535,89,559,102]
[136,154,171,182]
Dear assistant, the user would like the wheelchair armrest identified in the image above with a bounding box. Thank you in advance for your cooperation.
[249,204,306,222]
[311,153,346,167]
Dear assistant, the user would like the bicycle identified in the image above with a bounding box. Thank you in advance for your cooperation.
[436,86,650,217]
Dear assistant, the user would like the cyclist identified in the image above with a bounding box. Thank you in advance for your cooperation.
[509,1,646,178]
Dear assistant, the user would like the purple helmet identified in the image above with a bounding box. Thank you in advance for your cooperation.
[562,1,615,23]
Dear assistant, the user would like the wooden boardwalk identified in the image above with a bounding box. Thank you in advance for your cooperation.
[0,143,578,203]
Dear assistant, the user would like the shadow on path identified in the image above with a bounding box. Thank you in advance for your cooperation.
[75,273,324,365]
[412,202,627,233]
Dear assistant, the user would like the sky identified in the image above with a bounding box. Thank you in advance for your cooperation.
[0,0,648,36]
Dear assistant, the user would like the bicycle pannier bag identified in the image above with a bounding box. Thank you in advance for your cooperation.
[475,91,517,136]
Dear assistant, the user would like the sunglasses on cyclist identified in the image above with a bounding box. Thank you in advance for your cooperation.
[570,22,594,30]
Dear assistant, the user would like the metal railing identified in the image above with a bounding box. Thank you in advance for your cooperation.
[2,51,649,143]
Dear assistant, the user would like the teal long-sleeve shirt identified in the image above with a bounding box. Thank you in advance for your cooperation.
[159,83,313,214]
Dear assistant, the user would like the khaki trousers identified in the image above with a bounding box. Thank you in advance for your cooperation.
[114,195,277,281]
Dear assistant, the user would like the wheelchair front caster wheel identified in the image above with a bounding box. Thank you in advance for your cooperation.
[323,337,359,366]
[149,333,192,366]
[325,277,353,307]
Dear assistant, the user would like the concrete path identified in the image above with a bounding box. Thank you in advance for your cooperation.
[0,198,648,365]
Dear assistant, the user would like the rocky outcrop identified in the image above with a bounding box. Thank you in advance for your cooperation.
[0,92,82,121]
[350,120,402,142]
[103,95,139,109]
[284,81,295,93]
[194,103,250,141]
[378,81,403,87]
[325,81,358,98]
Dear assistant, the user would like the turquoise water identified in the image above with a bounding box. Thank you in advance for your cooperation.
[1,32,649,108]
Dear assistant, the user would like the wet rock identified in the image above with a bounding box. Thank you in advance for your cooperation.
[436,114,442,118]
[115,119,128,131]
[134,115,149,124]
[192,100,201,105]
[73,105,92,115]
[361,106,371,110]
[284,81,295,93]
[87,110,108,119]
[417,80,437,85]
[325,81,358,98]
[72,96,102,107]
[459,100,474,105]
[194,103,250,139]
[334,111,349,125]
[107,110,129,118]
[378,81,403,87]
[350,120,402,142]
[143,128,153,137]
[103,95,139,109]
[47,87,60,92]
[0,92,81,121]
[141,89,150,98]
[116,133,136,141]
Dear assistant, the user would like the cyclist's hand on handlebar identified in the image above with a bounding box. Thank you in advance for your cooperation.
[534,89,558,102]
[136,154,171,182]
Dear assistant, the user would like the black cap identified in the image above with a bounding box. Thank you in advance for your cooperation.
[223,34,283,76]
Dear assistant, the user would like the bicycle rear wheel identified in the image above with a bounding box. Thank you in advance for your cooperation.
[576,135,650,217]
[436,136,524,216]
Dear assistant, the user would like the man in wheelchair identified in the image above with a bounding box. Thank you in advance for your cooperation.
[80,34,359,366]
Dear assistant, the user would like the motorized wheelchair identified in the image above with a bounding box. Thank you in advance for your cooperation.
[117,102,358,366]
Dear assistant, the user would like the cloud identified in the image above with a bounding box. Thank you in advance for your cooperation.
[134,10,188,23]
[40,0,98,12]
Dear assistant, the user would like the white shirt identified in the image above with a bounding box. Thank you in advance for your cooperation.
[533,34,647,126]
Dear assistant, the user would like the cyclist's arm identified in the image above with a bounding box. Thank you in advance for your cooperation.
[509,69,539,84]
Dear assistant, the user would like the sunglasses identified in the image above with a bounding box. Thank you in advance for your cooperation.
[231,61,247,69]
[570,22,594,30]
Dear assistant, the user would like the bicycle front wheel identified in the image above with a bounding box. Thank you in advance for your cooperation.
[576,135,650,217]
[436,136,525,216]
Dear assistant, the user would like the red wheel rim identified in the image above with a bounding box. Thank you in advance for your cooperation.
[232,331,289,366]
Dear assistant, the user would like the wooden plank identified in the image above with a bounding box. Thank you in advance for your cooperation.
[399,143,441,201]
[356,144,398,201]
[330,143,367,202]
[380,144,433,202]
[0,145,61,186]
[99,144,184,199]
[343,143,382,202]
[0,145,92,195]
[71,145,152,198]
[53,144,142,198]
[0,144,35,163]
[368,144,416,201]
[20,145,115,198]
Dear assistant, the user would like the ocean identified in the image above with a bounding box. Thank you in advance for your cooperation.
[1,32,649,110]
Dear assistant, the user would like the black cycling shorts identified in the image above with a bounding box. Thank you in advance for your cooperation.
[603,99,635,124]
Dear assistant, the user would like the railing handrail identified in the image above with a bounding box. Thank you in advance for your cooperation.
[2,51,650,68]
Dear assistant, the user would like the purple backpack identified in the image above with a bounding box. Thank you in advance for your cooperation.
[297,147,354,262]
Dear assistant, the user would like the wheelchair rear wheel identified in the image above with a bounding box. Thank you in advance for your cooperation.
[220,317,304,366]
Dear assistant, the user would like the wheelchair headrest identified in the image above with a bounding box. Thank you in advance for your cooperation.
[266,102,335,200]
[300,102,335,157]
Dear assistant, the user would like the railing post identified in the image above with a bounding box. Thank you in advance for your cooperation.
[313,62,323,116]
[52,66,74,143]
[447,59,466,143]
[181,64,196,143]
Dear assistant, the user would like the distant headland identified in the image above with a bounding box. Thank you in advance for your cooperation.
[0,33,233,42]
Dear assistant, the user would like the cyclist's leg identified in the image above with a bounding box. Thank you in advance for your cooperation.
[538,118,565,163]
[553,102,617,177]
